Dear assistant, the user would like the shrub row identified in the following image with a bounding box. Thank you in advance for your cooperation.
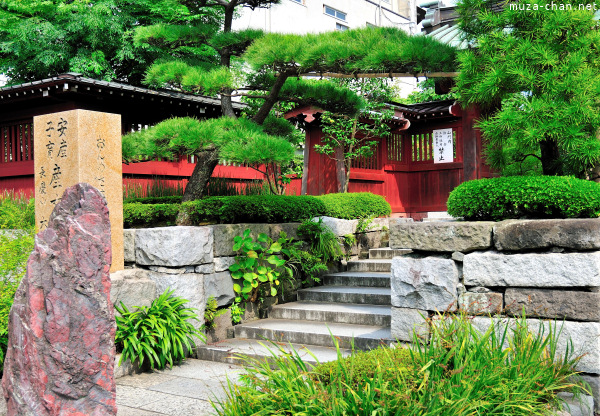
[123,195,182,205]
[123,192,391,227]
[447,176,600,221]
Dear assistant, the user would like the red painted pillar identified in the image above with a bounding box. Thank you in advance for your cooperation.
[462,104,481,181]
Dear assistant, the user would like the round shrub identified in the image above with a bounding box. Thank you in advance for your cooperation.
[447,176,600,221]
[317,192,391,219]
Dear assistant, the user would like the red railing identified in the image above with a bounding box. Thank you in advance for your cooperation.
[1,120,33,163]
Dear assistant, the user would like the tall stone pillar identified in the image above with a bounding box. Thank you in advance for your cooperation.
[34,109,124,272]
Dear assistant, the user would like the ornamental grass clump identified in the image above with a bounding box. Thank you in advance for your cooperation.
[115,289,205,370]
[213,314,588,416]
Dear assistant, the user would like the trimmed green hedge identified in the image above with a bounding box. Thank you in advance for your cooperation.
[123,203,180,227]
[180,195,327,224]
[447,176,600,221]
[317,192,391,219]
[124,192,392,227]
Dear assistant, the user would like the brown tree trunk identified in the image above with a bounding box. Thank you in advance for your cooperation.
[182,149,220,202]
[252,71,291,125]
[539,139,562,176]
[219,2,237,118]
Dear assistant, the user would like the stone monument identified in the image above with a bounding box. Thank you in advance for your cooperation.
[34,109,124,272]
[2,183,117,416]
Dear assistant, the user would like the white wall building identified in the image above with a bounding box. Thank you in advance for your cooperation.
[233,0,417,36]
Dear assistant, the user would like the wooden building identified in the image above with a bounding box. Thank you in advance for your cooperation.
[287,101,493,219]
[0,73,297,197]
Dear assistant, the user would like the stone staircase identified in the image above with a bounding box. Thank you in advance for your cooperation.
[196,248,410,366]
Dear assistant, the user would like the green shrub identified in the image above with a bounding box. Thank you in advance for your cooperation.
[115,289,204,370]
[123,203,180,227]
[0,192,35,229]
[124,195,183,205]
[203,295,227,330]
[318,192,391,219]
[181,195,327,224]
[447,176,600,221]
[214,314,588,416]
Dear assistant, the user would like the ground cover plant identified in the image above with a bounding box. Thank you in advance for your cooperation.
[447,176,600,221]
[0,192,35,375]
[214,314,588,416]
[115,289,205,370]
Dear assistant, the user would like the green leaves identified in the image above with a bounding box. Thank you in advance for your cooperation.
[114,289,204,370]
[228,228,292,302]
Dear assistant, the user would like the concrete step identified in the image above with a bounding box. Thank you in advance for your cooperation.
[323,271,390,288]
[233,318,394,350]
[369,248,412,259]
[298,286,391,305]
[196,338,351,367]
[347,259,391,272]
[270,301,391,326]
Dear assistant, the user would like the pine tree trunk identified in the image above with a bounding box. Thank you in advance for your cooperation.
[252,71,291,125]
[539,139,562,176]
[219,2,237,118]
[182,149,220,202]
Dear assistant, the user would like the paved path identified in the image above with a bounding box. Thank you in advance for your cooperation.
[0,359,243,416]
[117,359,243,415]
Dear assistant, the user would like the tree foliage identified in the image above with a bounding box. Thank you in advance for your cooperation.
[456,0,600,177]
[0,0,222,85]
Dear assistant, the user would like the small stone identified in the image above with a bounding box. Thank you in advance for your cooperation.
[463,251,600,287]
[505,289,600,322]
[459,292,503,315]
[451,251,465,262]
[204,272,235,307]
[579,374,600,412]
[390,221,494,252]
[148,266,188,274]
[110,269,157,311]
[470,286,491,293]
[269,223,300,241]
[2,183,117,415]
[391,256,459,312]
[457,283,467,296]
[123,229,136,263]
[214,257,236,272]
[195,263,215,274]
[391,307,429,342]
[493,219,600,251]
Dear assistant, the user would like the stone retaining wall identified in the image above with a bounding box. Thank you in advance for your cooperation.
[110,217,388,377]
[390,218,600,413]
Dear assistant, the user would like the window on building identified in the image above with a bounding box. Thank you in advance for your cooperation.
[336,22,349,31]
[324,5,347,21]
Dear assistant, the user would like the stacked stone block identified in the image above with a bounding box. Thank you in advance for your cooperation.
[390,218,600,413]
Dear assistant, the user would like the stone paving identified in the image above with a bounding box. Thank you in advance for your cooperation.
[116,359,243,416]
[0,359,242,416]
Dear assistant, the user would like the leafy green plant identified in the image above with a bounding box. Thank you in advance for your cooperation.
[229,230,291,303]
[0,193,35,374]
[342,233,357,260]
[214,314,588,416]
[447,176,600,221]
[229,302,245,325]
[204,295,227,330]
[115,289,204,370]
[297,218,343,264]
[356,214,376,234]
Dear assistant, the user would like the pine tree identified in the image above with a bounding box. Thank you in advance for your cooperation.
[456,0,600,177]
[128,5,457,200]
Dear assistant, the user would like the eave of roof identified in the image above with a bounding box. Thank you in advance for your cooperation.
[0,73,244,110]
